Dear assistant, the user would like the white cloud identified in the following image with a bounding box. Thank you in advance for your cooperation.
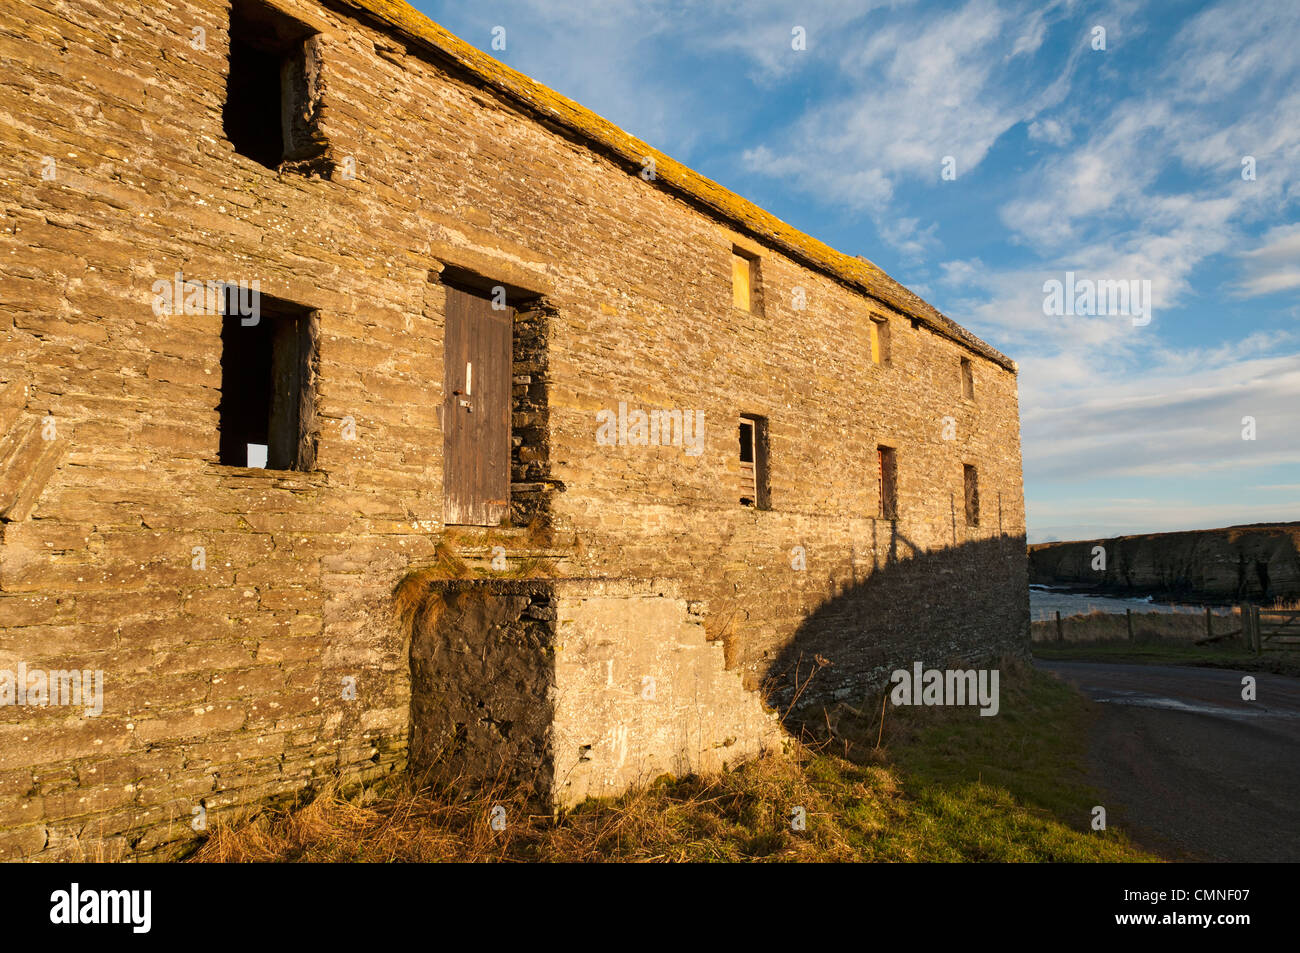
[1233,224,1300,297]
[1020,351,1300,482]
[1027,117,1072,146]
[918,0,1300,542]
[686,0,891,84]
[940,258,985,285]
[738,0,1083,253]
[1026,496,1300,542]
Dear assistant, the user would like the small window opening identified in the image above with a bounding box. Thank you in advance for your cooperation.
[960,356,975,399]
[964,464,979,527]
[218,291,318,470]
[732,248,761,313]
[738,414,770,509]
[870,316,891,365]
[224,0,327,172]
[878,445,898,520]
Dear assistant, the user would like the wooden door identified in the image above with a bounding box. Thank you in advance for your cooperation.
[443,286,512,525]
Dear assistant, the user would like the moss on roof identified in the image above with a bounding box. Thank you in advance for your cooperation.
[333,0,1015,372]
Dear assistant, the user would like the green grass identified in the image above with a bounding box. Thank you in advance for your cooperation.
[192,657,1156,863]
[1033,639,1300,677]
[806,656,1151,861]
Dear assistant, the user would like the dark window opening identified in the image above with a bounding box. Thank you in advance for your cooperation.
[739,419,755,463]
[960,356,975,400]
[224,0,326,171]
[218,292,318,470]
[878,445,898,520]
[738,414,770,509]
[964,463,979,527]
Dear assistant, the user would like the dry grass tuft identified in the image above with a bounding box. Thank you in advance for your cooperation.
[1031,609,1219,644]
[190,658,1154,864]
[190,748,860,863]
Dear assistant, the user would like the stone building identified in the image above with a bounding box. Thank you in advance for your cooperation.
[0,0,1029,859]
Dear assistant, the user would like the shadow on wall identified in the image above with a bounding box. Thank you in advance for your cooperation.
[763,529,1030,710]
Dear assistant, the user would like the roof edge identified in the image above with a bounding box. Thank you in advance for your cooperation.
[330,0,1017,373]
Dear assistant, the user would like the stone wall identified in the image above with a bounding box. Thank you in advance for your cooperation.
[408,580,557,795]
[0,0,1027,859]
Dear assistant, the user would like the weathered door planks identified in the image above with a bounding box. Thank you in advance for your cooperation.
[443,286,512,525]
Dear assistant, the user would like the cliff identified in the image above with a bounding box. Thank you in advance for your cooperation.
[1027,523,1300,602]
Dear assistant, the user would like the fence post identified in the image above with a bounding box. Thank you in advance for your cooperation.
[1055,610,1063,642]
[1254,605,1263,654]
[1240,603,1251,650]
[1205,606,1212,640]
[1126,608,1133,641]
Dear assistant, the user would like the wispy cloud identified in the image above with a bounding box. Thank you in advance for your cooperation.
[1233,224,1300,297]
[1026,497,1300,541]
[741,0,1082,251]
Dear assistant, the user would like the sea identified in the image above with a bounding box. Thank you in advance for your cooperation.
[1028,584,1235,623]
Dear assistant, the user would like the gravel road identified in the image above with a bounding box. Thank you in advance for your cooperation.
[1036,660,1300,862]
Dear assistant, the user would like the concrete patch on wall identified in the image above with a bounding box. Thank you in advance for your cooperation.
[551,579,783,807]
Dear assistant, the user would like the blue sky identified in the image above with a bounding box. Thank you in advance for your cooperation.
[411,0,1300,542]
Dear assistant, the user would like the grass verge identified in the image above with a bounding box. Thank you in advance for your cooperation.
[191,656,1155,863]
[1033,638,1300,677]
